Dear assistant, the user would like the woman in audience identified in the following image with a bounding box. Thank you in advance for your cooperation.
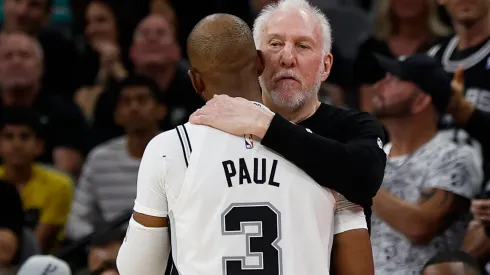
[353,0,450,111]
[75,0,130,120]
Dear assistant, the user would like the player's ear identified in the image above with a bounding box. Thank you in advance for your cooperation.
[256,50,265,76]
[188,69,205,94]
[320,52,332,82]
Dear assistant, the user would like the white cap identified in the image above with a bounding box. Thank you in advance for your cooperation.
[17,255,71,275]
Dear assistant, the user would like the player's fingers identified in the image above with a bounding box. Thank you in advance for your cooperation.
[453,66,464,85]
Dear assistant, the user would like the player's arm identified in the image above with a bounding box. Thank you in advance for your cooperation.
[261,110,386,207]
[373,149,481,245]
[116,134,172,275]
[331,193,374,275]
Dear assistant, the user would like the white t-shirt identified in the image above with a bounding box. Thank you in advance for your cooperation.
[134,118,366,275]
[372,134,482,275]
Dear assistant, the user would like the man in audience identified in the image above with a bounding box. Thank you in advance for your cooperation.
[0,32,88,176]
[67,75,165,239]
[0,179,23,274]
[429,0,490,160]
[422,251,482,275]
[0,106,73,253]
[2,0,77,97]
[92,13,203,145]
[369,54,481,274]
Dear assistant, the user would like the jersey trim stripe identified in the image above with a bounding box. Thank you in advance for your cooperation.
[176,128,189,167]
[182,125,192,153]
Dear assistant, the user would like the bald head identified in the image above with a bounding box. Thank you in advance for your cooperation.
[187,14,258,77]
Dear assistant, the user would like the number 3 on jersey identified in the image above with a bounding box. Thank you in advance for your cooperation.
[221,203,283,275]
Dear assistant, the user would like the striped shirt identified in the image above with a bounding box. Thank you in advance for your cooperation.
[66,136,141,240]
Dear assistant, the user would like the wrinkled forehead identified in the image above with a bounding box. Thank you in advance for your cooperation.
[0,35,38,54]
[262,9,322,46]
[135,15,173,35]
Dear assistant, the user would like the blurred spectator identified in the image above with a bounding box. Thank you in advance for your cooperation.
[74,0,130,120]
[429,0,490,162]
[0,179,23,274]
[92,13,203,145]
[0,106,73,253]
[1,0,77,97]
[0,32,88,175]
[370,54,481,274]
[17,255,71,275]
[422,251,481,275]
[67,76,164,239]
[353,0,450,112]
[84,228,124,274]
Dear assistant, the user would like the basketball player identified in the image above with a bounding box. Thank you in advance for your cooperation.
[116,14,369,275]
[429,0,490,159]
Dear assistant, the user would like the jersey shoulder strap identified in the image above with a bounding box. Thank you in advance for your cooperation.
[175,124,192,167]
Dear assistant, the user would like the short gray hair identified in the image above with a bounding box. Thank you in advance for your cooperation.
[253,0,332,53]
[0,32,44,61]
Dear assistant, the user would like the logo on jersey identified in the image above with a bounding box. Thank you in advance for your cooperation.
[244,134,254,149]
[377,137,383,149]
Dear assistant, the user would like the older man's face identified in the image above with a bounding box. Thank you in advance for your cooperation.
[131,15,179,69]
[259,9,330,111]
[0,34,42,91]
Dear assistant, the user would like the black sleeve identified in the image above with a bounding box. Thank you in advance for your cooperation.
[261,113,387,206]
[465,108,490,149]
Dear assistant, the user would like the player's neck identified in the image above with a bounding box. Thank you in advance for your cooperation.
[384,118,437,157]
[455,14,490,49]
[213,80,263,103]
[3,163,33,186]
[126,128,160,159]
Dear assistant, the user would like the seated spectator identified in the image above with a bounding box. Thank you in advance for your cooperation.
[353,0,450,112]
[422,251,481,275]
[0,32,88,176]
[67,76,165,239]
[2,0,77,97]
[17,255,71,275]
[86,228,124,274]
[0,179,23,275]
[0,106,73,253]
[75,0,131,120]
[370,54,481,274]
[92,13,203,146]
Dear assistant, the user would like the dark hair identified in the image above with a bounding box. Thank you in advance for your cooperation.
[89,226,126,248]
[116,75,163,103]
[424,251,481,274]
[0,106,44,138]
[90,260,117,275]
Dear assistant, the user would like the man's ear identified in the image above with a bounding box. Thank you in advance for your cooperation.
[256,50,265,76]
[154,104,168,121]
[34,139,45,157]
[320,52,333,82]
[188,69,205,94]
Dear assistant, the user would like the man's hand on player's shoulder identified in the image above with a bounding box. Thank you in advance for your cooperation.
[190,95,274,139]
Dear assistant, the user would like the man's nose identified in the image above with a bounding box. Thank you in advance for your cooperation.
[279,44,297,68]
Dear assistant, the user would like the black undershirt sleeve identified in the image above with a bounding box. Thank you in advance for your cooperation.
[465,108,490,149]
[261,113,386,207]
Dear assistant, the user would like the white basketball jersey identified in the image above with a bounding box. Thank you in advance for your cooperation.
[167,123,336,275]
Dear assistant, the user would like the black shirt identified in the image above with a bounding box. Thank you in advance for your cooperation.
[0,179,24,265]
[261,103,387,228]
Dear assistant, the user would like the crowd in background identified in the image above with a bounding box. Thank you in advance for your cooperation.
[0,0,489,274]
